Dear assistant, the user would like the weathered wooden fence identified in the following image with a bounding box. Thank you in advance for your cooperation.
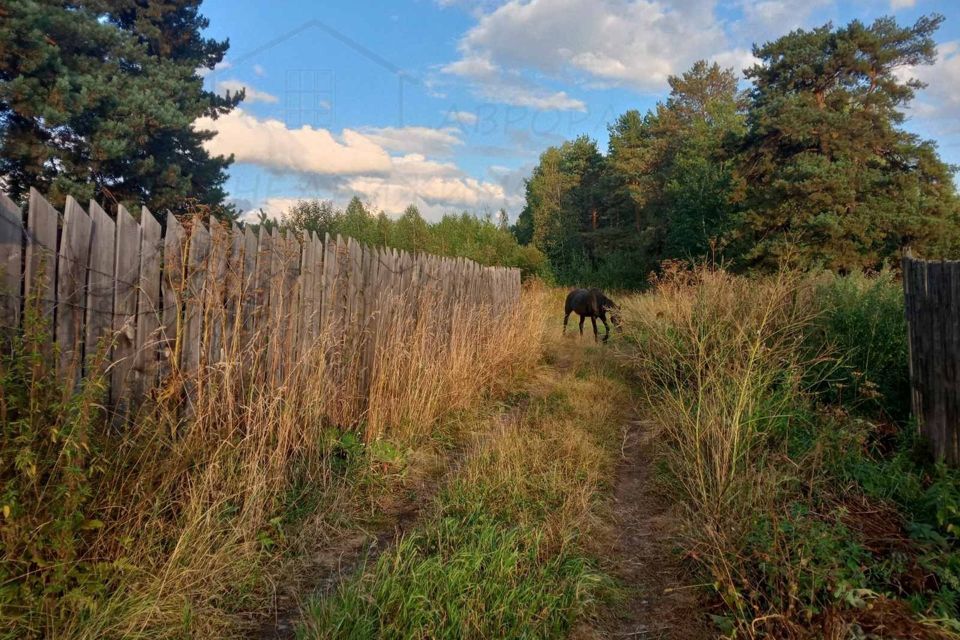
[0,189,521,419]
[902,254,960,464]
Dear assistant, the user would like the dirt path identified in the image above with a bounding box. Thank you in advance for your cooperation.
[596,418,713,640]
[255,335,712,639]
[253,489,427,640]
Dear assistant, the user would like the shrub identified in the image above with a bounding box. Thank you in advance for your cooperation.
[807,270,910,422]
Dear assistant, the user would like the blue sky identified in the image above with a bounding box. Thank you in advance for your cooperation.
[196,0,960,222]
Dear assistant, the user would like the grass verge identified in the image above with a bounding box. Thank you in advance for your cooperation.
[1,277,544,639]
[618,265,960,639]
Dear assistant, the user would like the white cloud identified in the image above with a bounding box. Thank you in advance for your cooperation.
[240,197,303,222]
[197,59,232,78]
[360,126,464,155]
[444,0,728,96]
[201,110,511,219]
[447,110,480,125]
[195,109,392,175]
[711,47,762,77]
[732,0,832,44]
[890,0,915,9]
[215,79,279,104]
[253,64,266,77]
[442,54,586,110]
[896,41,960,134]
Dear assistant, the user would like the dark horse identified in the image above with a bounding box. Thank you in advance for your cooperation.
[563,288,621,342]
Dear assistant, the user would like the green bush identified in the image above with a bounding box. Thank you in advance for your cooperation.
[808,271,910,422]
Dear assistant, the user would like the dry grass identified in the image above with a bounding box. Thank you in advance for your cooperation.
[2,249,543,638]
[300,300,631,638]
[616,265,824,629]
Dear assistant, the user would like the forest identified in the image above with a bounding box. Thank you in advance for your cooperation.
[513,15,960,287]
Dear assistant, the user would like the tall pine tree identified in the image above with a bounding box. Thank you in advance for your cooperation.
[0,0,241,219]
[736,14,959,270]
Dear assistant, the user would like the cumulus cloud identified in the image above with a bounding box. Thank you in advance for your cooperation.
[195,109,392,175]
[215,79,279,104]
[360,126,464,155]
[201,110,511,219]
[444,0,728,96]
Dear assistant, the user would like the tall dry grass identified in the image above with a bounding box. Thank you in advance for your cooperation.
[300,304,627,638]
[618,266,823,622]
[2,241,542,639]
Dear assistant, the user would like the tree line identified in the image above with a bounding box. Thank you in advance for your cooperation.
[269,198,548,278]
[514,15,960,288]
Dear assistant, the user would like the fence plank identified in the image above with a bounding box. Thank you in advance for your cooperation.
[903,255,960,465]
[182,218,210,379]
[0,193,23,331]
[206,221,230,364]
[160,214,186,382]
[84,201,116,370]
[26,188,59,328]
[223,223,244,356]
[56,197,93,382]
[240,225,258,354]
[133,207,162,400]
[111,206,142,410]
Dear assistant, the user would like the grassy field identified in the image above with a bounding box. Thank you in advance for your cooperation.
[6,270,960,639]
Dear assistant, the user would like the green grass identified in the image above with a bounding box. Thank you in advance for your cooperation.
[300,493,607,639]
[298,338,627,639]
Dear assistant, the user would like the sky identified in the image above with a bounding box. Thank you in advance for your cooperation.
[195,0,960,223]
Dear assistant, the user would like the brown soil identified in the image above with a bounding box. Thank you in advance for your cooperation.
[589,418,714,640]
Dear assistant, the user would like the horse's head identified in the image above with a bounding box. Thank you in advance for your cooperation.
[601,297,623,331]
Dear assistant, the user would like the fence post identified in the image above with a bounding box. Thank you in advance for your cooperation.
[0,194,23,333]
[903,254,960,465]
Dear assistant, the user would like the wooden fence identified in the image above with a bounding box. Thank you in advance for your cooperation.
[0,188,521,420]
[902,254,960,464]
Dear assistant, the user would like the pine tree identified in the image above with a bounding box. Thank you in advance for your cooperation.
[736,14,959,270]
[0,0,241,219]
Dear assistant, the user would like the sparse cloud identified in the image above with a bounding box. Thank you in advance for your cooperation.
[253,64,266,77]
[196,59,232,78]
[442,53,586,111]
[447,110,480,125]
[215,79,279,104]
[896,40,960,135]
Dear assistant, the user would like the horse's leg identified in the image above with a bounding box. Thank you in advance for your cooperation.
[591,316,598,342]
[578,315,585,337]
[563,311,570,334]
[601,315,611,342]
